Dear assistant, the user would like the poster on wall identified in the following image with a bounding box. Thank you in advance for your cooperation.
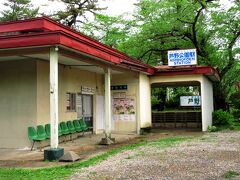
[112,97,135,121]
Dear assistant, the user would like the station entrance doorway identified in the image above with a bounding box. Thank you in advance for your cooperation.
[151,81,202,130]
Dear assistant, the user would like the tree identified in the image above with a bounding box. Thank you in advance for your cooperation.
[83,0,239,110]
[0,0,39,22]
[210,2,240,77]
[116,0,215,65]
[114,0,239,110]
[50,0,105,28]
[208,2,240,110]
[81,14,131,48]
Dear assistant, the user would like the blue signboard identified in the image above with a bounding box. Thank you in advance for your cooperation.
[168,49,197,66]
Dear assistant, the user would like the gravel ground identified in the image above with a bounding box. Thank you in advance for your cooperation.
[71,131,240,180]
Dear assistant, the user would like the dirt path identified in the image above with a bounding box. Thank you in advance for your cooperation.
[72,131,240,180]
[0,130,200,168]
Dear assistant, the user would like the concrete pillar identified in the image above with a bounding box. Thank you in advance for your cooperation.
[138,73,151,134]
[200,76,214,131]
[50,47,59,148]
[99,67,115,145]
[104,68,111,137]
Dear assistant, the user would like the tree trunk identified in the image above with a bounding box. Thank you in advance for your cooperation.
[213,82,229,111]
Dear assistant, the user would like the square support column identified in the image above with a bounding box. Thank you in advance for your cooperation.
[138,73,152,134]
[44,47,63,161]
[104,68,111,136]
[100,68,115,145]
[50,47,59,149]
[200,76,214,131]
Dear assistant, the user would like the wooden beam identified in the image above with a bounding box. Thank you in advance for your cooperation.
[0,47,50,57]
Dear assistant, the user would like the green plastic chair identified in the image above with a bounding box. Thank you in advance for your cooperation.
[67,121,76,134]
[45,124,51,139]
[73,120,83,132]
[45,124,63,137]
[28,126,45,151]
[79,118,88,131]
[60,122,70,135]
[37,125,47,139]
[58,124,63,137]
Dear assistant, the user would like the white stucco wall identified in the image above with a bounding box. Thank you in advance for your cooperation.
[0,60,37,148]
[111,73,138,133]
[201,76,214,131]
[138,73,152,133]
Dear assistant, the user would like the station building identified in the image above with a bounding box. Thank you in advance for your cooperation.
[0,17,219,149]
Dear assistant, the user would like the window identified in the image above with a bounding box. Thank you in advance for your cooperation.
[66,93,76,111]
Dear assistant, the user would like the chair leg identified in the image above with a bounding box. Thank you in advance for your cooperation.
[64,135,67,143]
[39,141,43,152]
[31,141,35,151]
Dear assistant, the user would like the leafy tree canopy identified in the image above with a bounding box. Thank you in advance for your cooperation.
[0,0,39,22]
[82,14,133,48]
[84,0,239,110]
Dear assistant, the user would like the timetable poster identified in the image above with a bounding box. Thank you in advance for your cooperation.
[112,97,135,121]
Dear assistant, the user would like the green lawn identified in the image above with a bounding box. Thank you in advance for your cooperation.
[0,136,191,179]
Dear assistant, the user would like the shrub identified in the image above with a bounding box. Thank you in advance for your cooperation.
[212,109,235,126]
[232,108,240,120]
[207,125,218,132]
[151,96,165,111]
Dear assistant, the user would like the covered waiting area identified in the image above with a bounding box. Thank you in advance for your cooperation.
[151,81,202,129]
[0,17,153,160]
[150,65,220,131]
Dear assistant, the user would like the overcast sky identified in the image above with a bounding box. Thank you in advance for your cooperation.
[0,0,233,17]
[0,0,137,16]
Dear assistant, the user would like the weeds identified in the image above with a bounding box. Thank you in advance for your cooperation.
[223,170,240,179]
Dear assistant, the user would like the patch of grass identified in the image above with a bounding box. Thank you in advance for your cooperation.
[148,136,190,148]
[0,136,191,179]
[89,171,97,175]
[223,170,240,179]
[215,124,240,132]
[125,150,146,160]
[125,155,133,159]
[208,125,218,132]
[136,150,145,156]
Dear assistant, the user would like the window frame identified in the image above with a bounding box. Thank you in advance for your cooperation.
[66,92,76,112]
